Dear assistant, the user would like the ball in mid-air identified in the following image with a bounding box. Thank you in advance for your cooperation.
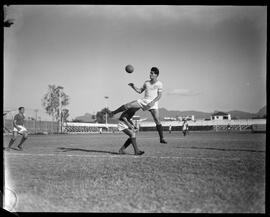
[125,64,134,73]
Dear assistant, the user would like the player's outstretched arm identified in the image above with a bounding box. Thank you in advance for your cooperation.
[128,83,145,94]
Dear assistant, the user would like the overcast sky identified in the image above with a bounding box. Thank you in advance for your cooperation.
[4,5,267,120]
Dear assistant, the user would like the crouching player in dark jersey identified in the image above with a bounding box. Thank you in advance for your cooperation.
[6,107,28,151]
[118,107,144,156]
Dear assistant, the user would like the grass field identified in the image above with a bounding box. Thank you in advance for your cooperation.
[3,131,265,213]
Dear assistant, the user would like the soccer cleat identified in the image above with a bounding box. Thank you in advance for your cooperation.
[135,150,144,155]
[160,139,167,144]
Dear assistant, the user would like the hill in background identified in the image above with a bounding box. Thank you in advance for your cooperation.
[256,105,267,117]
[134,106,266,120]
[74,106,266,122]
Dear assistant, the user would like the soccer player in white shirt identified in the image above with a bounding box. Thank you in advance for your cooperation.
[109,67,167,144]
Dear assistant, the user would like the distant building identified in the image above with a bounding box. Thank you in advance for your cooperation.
[211,112,231,120]
[164,117,177,121]
[177,115,195,121]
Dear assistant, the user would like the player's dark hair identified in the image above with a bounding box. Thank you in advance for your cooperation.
[18,107,24,111]
[151,67,159,76]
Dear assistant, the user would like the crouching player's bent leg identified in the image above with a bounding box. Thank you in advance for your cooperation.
[120,129,144,155]
[119,138,131,154]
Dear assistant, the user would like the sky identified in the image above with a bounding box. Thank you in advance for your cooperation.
[4,5,267,120]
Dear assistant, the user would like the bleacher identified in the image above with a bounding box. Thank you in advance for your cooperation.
[63,122,119,134]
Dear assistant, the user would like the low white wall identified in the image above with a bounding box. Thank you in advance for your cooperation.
[140,119,266,127]
[64,119,266,128]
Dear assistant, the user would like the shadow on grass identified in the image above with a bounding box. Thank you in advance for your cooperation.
[57,147,121,155]
[176,146,265,153]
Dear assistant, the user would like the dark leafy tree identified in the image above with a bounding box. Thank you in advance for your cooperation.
[96,108,110,123]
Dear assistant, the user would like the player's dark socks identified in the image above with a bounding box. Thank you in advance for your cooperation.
[123,138,131,149]
[119,138,131,154]
[111,104,127,116]
[8,139,15,149]
[17,137,27,150]
[156,124,167,143]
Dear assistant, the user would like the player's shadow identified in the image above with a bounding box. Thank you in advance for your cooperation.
[57,147,120,155]
[176,146,265,153]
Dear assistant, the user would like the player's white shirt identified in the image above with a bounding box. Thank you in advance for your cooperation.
[137,80,163,110]
[143,80,163,101]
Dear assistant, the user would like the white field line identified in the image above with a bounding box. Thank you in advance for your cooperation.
[4,152,242,161]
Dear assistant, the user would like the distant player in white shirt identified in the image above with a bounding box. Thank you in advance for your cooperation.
[182,119,189,136]
[6,107,28,151]
[109,67,167,144]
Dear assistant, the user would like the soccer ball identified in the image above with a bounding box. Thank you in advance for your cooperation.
[125,64,134,73]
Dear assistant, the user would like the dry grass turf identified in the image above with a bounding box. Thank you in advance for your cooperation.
[3,131,265,213]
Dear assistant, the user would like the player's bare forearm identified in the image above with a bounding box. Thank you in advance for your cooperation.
[128,83,144,94]
[132,86,142,94]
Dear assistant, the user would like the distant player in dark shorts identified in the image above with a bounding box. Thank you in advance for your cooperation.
[118,107,144,155]
[6,107,28,151]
